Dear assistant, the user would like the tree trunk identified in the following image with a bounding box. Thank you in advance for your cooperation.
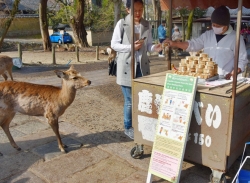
[39,0,52,51]
[113,0,122,28]
[152,0,157,20]
[186,10,194,40]
[69,0,89,48]
[157,0,161,28]
[0,0,20,52]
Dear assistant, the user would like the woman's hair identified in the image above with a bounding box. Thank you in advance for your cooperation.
[126,0,143,9]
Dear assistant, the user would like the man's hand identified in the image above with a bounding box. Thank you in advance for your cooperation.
[154,43,162,52]
[225,68,242,80]
[163,39,189,50]
[163,39,174,47]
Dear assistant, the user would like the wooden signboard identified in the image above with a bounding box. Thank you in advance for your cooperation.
[147,73,197,183]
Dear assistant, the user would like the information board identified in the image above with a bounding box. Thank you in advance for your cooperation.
[147,73,197,183]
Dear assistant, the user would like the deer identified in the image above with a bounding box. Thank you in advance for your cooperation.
[106,46,116,64]
[65,43,76,52]
[0,65,91,155]
[56,44,68,51]
[0,55,14,81]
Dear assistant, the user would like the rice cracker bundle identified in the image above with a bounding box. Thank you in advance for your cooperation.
[172,51,218,79]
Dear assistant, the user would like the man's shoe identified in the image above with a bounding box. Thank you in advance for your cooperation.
[124,128,134,139]
[158,54,164,57]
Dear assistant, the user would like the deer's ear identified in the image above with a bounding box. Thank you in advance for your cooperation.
[54,70,65,78]
[69,65,75,70]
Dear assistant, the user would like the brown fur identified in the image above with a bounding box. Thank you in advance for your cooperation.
[107,46,116,64]
[0,55,13,81]
[0,65,91,155]
[65,44,76,52]
[56,44,68,51]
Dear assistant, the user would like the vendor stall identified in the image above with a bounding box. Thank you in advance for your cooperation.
[132,71,250,181]
[128,0,250,182]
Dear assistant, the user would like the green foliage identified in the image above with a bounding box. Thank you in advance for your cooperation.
[84,0,124,32]
[48,5,75,28]
[48,0,127,32]
[194,7,207,18]
[173,7,206,19]
[173,7,190,17]
[48,0,76,28]
[85,4,114,31]
[84,0,126,32]
[172,6,207,40]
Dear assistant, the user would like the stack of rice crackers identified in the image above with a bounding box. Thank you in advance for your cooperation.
[173,51,218,79]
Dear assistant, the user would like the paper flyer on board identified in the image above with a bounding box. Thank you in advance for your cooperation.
[148,73,197,182]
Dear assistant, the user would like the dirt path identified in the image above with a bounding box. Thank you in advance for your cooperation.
[2,48,109,65]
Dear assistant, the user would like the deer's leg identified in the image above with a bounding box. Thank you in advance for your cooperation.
[7,70,13,81]
[47,117,66,153]
[2,73,7,81]
[0,112,20,151]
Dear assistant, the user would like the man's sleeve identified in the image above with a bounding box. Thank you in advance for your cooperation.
[186,33,206,52]
[237,35,248,72]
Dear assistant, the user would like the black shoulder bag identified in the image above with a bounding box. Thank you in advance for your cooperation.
[108,58,117,76]
[109,19,124,76]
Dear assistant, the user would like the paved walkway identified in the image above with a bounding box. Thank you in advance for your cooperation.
[0,55,244,183]
[1,41,250,182]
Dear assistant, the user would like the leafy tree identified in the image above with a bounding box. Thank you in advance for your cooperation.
[48,0,126,47]
[194,7,207,19]
[83,0,127,45]
[48,7,68,27]
[0,0,20,52]
[70,0,89,47]
[85,2,113,31]
[186,8,206,40]
[84,0,126,31]
[174,7,189,41]
[112,0,123,28]
[54,0,89,47]
[152,0,161,27]
[173,7,206,41]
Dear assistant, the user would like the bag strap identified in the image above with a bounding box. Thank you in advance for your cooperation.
[115,18,125,59]
[120,18,125,44]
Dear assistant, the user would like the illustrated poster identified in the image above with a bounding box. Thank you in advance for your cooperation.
[148,73,197,182]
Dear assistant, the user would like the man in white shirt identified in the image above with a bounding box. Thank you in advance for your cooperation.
[164,5,248,79]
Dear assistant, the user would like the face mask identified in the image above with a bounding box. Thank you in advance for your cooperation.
[212,26,224,35]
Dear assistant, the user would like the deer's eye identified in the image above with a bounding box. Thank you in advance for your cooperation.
[72,77,78,80]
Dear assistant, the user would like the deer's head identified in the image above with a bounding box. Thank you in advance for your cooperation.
[54,65,91,89]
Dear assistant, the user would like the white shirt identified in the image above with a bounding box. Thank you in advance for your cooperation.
[111,19,155,53]
[172,31,182,41]
[186,25,248,76]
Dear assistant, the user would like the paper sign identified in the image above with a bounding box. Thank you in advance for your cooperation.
[148,73,197,182]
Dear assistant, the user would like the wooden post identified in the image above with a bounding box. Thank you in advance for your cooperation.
[131,0,135,79]
[166,0,173,70]
[18,43,22,61]
[52,45,56,64]
[96,46,99,60]
[76,46,79,62]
